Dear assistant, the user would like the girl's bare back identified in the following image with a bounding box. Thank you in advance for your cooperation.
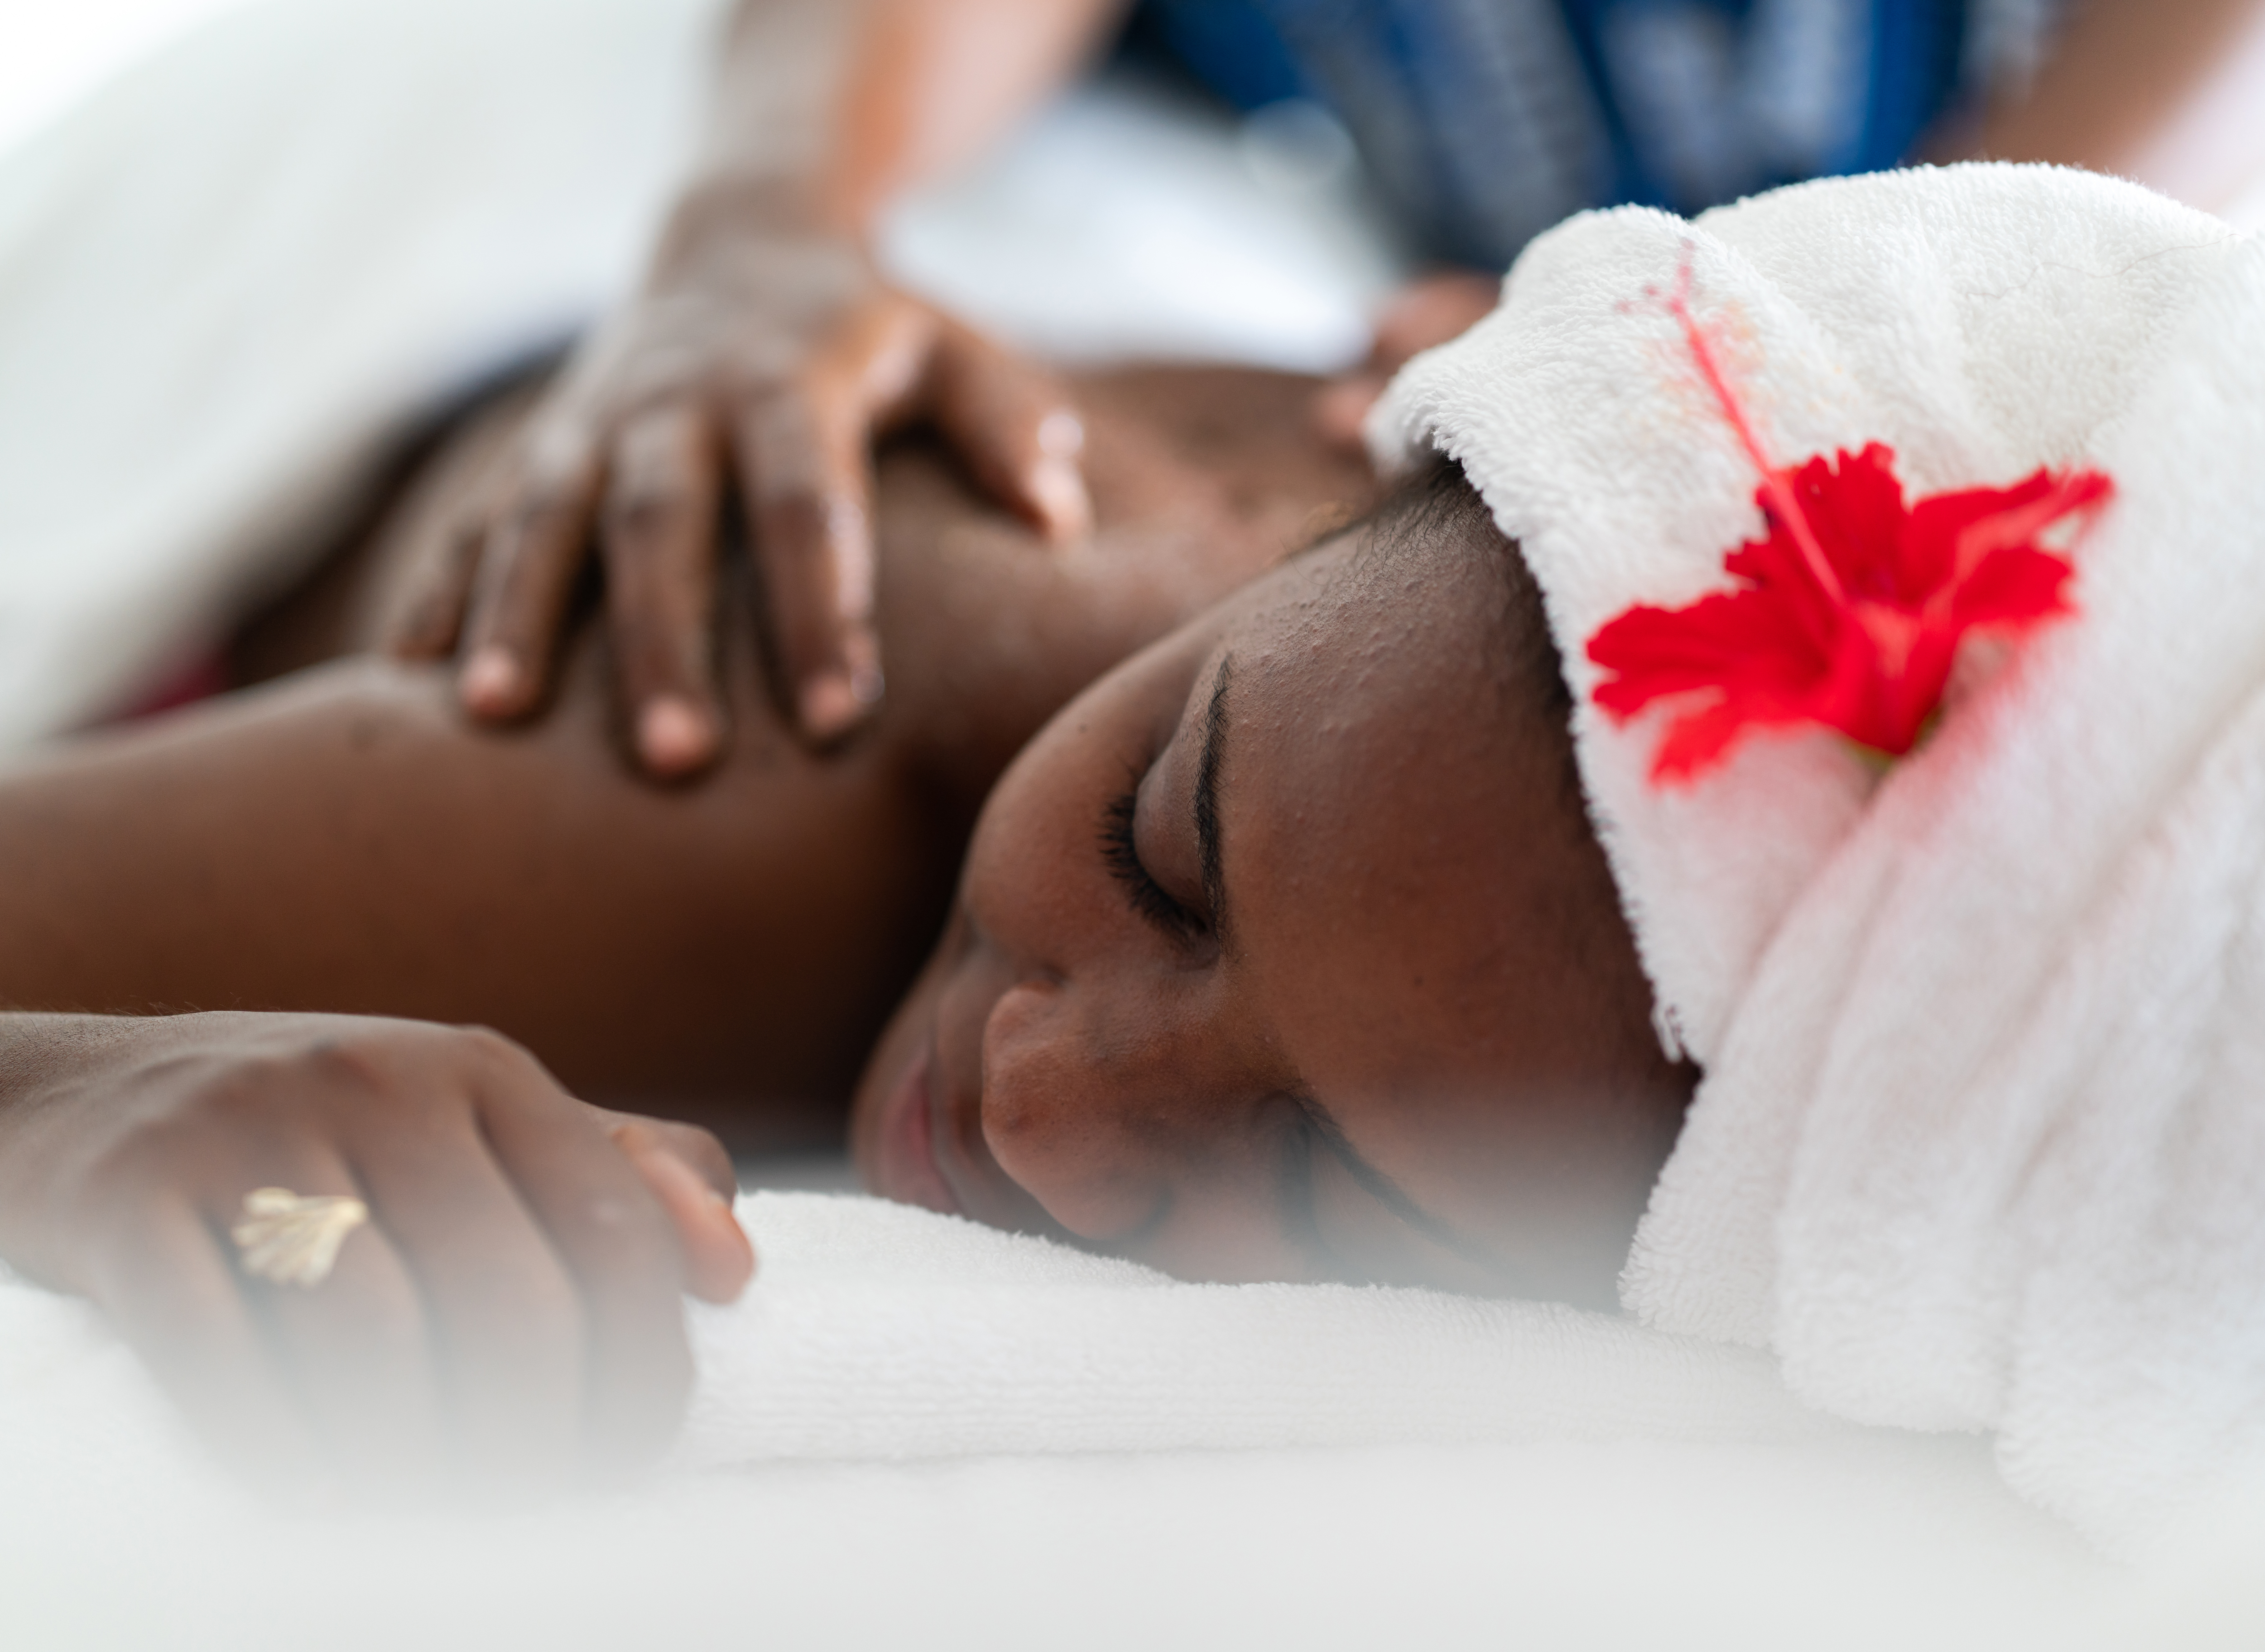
[0,365,1369,1152]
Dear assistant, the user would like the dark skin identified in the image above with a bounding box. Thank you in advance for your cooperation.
[852,475,1692,1305]
[0,355,1693,1485]
[5,367,1364,1131]
[0,365,1372,1494]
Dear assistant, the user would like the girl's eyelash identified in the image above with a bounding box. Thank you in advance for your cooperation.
[1280,1109,1363,1284]
[1099,790,1206,943]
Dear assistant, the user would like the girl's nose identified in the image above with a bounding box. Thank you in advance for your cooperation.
[978,976,1191,1245]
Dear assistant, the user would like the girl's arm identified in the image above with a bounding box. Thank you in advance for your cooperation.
[395,0,1130,771]
[0,644,951,1134]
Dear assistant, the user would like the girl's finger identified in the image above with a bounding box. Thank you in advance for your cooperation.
[604,1114,755,1305]
[472,1060,697,1479]
[342,1102,590,1491]
[82,1195,328,1496]
[225,1152,447,1493]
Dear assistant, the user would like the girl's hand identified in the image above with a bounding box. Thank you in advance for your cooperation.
[0,1012,753,1500]
[387,206,1091,773]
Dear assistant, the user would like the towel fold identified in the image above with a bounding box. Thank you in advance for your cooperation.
[1376,162,2265,1548]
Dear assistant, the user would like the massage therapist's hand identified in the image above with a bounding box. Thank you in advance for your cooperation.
[388,199,1092,773]
[0,1011,753,1499]
[1312,270,1503,451]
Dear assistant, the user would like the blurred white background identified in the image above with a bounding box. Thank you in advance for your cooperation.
[0,0,252,156]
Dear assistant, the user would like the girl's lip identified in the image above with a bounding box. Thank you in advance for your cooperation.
[879,1043,962,1217]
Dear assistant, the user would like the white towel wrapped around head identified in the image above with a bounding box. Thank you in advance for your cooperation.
[1373,162,2265,1549]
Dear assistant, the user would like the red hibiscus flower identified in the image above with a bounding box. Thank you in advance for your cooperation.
[1586,261,2113,785]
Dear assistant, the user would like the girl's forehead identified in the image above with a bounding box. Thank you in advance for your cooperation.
[1228,544,1567,1030]
[1211,529,1655,1290]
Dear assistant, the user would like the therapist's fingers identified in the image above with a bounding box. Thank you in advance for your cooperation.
[385,512,486,664]
[457,431,604,722]
[736,383,882,744]
[1313,371,1389,452]
[1369,269,1501,368]
[601,404,725,778]
[1316,270,1502,453]
[927,321,1092,547]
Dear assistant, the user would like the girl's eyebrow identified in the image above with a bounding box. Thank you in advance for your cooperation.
[1194,654,1233,942]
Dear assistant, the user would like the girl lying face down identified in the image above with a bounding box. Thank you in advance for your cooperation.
[21,157,2216,1520]
[0,363,1683,1490]
[855,468,1690,1304]
[6,159,2231,1542]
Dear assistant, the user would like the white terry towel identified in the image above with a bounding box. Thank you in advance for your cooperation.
[0,1191,1831,1480]
[1376,162,2265,1549]
[675,1194,1827,1463]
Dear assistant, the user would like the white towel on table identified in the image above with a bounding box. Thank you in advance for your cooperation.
[6,1187,2128,1652]
[0,1191,1831,1483]
[1376,162,2265,1549]
[675,1193,1827,1465]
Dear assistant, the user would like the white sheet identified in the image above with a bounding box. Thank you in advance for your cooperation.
[0,1193,2170,1652]
[0,0,257,158]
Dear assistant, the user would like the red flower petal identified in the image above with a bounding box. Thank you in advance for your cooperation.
[1587,450,2108,782]
[1585,260,2112,785]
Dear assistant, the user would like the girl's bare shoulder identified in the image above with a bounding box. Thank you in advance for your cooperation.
[239,362,1372,796]
[868,365,1375,804]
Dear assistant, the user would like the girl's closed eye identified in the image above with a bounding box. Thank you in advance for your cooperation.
[1099,789,1206,943]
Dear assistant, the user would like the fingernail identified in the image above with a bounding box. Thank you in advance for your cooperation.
[1036,409,1084,459]
[637,696,715,774]
[460,647,520,713]
[1311,379,1380,452]
[1029,458,1092,543]
[799,672,864,740]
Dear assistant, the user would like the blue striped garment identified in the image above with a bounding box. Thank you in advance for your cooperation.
[1139,0,2060,266]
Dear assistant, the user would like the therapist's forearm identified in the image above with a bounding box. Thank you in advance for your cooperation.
[682,0,1129,242]
[1964,0,2265,212]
